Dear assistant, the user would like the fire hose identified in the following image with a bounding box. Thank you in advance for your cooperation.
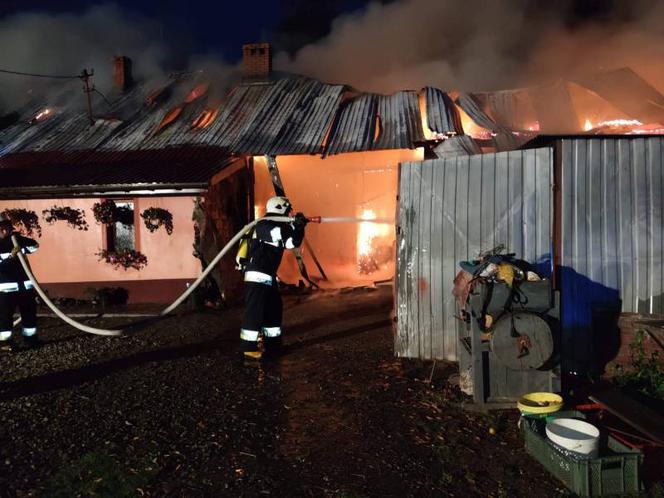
[10,215,300,337]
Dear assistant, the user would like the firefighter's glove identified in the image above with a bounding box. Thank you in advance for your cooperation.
[293,212,308,229]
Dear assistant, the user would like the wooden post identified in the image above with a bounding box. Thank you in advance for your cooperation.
[265,156,327,287]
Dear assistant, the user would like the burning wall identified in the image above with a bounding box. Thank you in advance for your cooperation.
[252,149,424,287]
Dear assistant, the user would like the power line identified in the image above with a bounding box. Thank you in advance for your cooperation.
[0,67,81,80]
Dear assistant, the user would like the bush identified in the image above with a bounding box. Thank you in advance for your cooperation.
[612,330,664,400]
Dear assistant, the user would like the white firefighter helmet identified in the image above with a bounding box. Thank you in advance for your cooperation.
[266,196,292,215]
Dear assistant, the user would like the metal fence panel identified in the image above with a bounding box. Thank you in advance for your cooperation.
[396,148,553,360]
[559,137,664,372]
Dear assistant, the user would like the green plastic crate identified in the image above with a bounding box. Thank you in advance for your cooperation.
[522,410,643,496]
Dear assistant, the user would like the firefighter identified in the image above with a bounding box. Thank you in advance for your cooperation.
[0,218,40,352]
[240,196,308,361]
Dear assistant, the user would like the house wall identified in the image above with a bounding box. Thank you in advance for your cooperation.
[0,196,200,300]
[253,149,424,287]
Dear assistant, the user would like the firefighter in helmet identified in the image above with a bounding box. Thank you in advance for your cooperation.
[0,217,40,352]
[240,196,308,361]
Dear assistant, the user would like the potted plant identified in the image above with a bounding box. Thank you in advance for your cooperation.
[96,249,148,271]
[42,206,89,231]
[1,208,42,237]
[140,207,174,235]
[92,200,134,226]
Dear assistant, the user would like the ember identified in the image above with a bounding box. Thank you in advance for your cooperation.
[30,108,53,124]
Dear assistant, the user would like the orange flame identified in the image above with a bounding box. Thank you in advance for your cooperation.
[357,210,390,256]
[30,107,54,123]
[192,108,219,129]
[184,82,210,104]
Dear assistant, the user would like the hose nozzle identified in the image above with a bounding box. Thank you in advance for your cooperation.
[306,216,322,224]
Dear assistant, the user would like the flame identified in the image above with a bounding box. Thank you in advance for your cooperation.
[184,82,210,104]
[30,107,54,123]
[457,105,494,139]
[584,118,593,131]
[357,209,390,274]
[597,118,643,128]
[192,107,219,129]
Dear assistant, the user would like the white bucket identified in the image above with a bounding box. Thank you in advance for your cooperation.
[545,418,600,458]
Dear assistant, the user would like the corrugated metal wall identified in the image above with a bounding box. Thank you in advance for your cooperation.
[396,148,553,360]
[559,137,664,372]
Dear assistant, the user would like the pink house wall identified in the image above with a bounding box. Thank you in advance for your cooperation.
[0,196,200,284]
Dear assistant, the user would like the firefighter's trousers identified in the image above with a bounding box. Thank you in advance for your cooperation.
[0,288,37,341]
[241,279,283,353]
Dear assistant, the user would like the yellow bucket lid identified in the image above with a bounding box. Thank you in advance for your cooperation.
[517,392,563,414]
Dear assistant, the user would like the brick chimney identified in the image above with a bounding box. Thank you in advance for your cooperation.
[242,43,272,79]
[113,55,134,92]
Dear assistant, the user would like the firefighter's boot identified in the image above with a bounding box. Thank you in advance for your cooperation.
[243,350,263,362]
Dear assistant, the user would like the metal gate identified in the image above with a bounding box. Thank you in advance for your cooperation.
[395,148,553,360]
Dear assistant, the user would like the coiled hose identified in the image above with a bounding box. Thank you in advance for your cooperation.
[11,216,294,337]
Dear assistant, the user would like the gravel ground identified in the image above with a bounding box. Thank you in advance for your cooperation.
[1,287,571,497]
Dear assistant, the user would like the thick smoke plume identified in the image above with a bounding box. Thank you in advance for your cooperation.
[275,0,664,94]
[0,4,168,112]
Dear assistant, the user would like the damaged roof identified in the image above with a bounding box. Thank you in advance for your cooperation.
[0,147,236,199]
[0,74,462,163]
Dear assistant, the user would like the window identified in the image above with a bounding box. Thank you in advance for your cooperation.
[106,200,136,252]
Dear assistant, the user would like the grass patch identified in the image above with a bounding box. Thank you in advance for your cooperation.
[40,449,158,498]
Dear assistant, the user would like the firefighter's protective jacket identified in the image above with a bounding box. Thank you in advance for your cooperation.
[245,218,304,280]
[0,233,39,291]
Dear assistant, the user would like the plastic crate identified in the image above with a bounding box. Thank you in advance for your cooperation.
[522,410,643,496]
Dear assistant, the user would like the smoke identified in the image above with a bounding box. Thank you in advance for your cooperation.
[0,4,189,112]
[275,0,664,94]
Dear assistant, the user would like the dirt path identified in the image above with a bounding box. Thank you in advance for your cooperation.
[0,287,565,497]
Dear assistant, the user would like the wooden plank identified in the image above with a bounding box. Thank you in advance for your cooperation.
[508,150,524,257]
[395,162,412,357]
[441,158,458,360]
[589,387,664,445]
[418,161,433,359]
[617,139,634,311]
[632,138,649,313]
[647,138,663,314]
[523,148,538,263]
[602,139,619,293]
[407,162,421,357]
[430,159,445,359]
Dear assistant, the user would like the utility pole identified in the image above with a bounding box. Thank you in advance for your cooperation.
[80,68,95,126]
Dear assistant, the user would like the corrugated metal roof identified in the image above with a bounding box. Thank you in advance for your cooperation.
[324,93,377,155]
[425,87,463,135]
[0,147,235,197]
[0,75,452,172]
[374,91,425,150]
[433,135,481,158]
[571,68,664,125]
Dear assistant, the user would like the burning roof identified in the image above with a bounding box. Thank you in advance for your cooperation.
[2,66,664,173]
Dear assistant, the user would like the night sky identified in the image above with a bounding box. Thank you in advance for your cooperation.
[0,0,620,64]
[0,0,375,63]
